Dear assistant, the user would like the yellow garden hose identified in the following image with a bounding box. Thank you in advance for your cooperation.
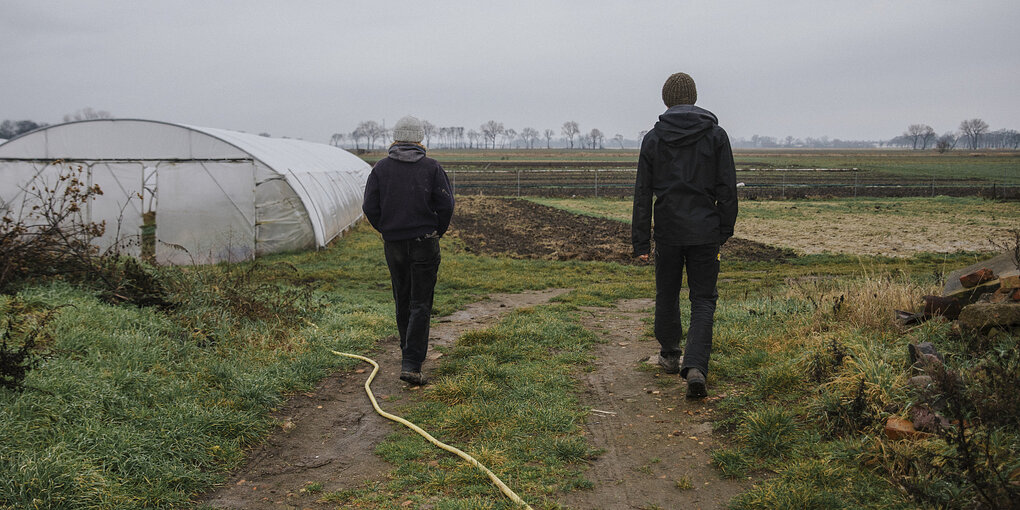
[331,350,533,510]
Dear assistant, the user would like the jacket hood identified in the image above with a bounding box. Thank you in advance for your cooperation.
[654,105,718,146]
[388,142,426,162]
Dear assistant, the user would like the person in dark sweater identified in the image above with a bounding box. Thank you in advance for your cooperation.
[362,115,454,386]
[632,72,738,399]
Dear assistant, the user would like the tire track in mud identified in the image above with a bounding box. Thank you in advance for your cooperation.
[561,298,750,510]
[199,288,569,510]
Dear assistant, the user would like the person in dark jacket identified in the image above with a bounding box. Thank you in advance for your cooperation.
[363,115,455,386]
[632,72,738,399]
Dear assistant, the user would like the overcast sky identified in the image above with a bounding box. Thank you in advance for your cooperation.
[2,1,1018,144]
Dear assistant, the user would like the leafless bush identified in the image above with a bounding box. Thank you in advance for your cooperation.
[0,164,170,307]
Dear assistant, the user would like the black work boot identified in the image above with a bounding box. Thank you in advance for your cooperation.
[685,368,707,399]
[657,354,681,374]
[400,370,427,386]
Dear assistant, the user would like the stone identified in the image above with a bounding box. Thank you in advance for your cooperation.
[922,295,962,320]
[989,288,1013,304]
[957,302,1020,332]
[999,270,1020,290]
[959,268,996,288]
[908,375,933,389]
[944,252,1017,294]
[908,342,943,365]
[944,279,1001,306]
[909,406,951,433]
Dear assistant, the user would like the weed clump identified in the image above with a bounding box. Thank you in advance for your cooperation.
[875,331,1020,509]
[0,299,60,391]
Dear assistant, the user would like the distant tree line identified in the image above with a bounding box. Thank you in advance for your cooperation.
[887,119,1018,152]
[332,119,623,151]
[731,135,879,149]
[0,120,48,140]
[732,118,1018,152]
[1,108,114,141]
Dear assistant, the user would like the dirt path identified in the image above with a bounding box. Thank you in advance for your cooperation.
[561,298,749,509]
[200,290,748,509]
[199,288,569,510]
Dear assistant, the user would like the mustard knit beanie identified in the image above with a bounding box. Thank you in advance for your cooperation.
[662,72,697,107]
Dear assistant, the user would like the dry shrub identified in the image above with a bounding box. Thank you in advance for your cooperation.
[0,164,170,308]
[784,271,937,333]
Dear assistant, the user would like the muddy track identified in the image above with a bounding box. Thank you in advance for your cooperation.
[200,290,750,509]
[199,289,570,509]
[560,299,749,509]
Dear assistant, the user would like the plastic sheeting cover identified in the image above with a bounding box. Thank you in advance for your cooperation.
[192,125,370,246]
[0,119,370,264]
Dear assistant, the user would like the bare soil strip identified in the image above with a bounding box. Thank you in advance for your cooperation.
[561,299,749,509]
[199,289,569,509]
[450,196,793,264]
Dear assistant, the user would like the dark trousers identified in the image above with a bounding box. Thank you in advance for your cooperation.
[383,238,441,372]
[654,242,720,378]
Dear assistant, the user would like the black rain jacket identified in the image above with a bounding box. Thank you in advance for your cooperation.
[631,105,737,255]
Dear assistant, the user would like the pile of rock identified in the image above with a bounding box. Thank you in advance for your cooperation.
[886,252,1019,441]
[898,252,1020,332]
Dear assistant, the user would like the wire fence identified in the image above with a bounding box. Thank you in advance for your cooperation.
[446,168,1019,199]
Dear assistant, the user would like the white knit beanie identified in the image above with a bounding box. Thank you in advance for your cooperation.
[392,115,425,143]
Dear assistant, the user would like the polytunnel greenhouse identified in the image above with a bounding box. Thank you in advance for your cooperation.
[0,119,370,264]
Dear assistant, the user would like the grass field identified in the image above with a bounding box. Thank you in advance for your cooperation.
[2,195,1018,508]
[529,196,1020,257]
[383,148,1020,184]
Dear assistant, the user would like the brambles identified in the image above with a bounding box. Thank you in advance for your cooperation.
[0,164,104,292]
[0,164,170,308]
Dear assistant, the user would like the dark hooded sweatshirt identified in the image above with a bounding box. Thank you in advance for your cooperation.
[362,143,455,241]
[631,105,737,255]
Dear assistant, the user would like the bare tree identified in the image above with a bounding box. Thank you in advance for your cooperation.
[329,133,345,147]
[905,124,929,150]
[562,121,579,148]
[1004,129,1020,150]
[544,129,555,149]
[936,132,958,153]
[920,125,936,150]
[959,118,990,150]
[356,120,385,149]
[519,127,539,149]
[613,134,624,149]
[638,130,648,141]
[455,127,465,149]
[481,120,504,149]
[579,133,593,149]
[63,107,112,122]
[467,129,480,149]
[589,128,604,149]
[503,128,517,149]
[422,120,436,147]
[349,126,365,150]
